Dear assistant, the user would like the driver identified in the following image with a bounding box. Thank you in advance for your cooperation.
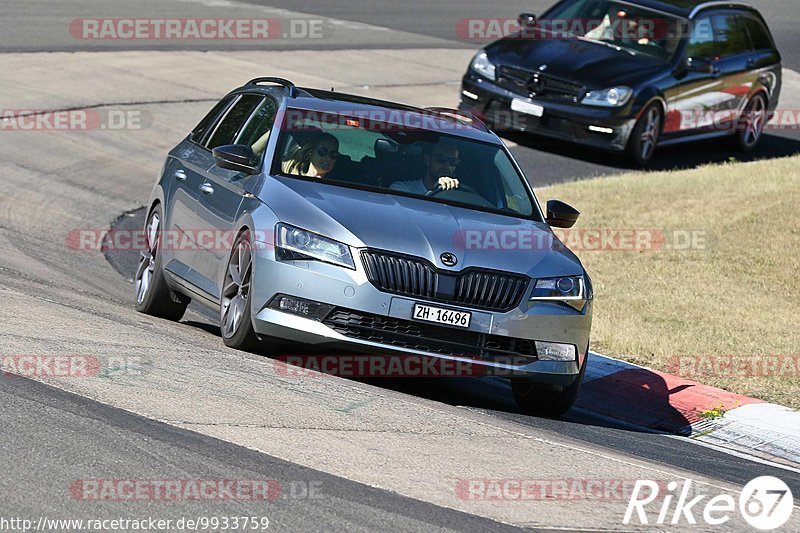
[390,141,461,195]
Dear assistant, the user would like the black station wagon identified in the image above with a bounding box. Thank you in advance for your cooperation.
[459,0,782,164]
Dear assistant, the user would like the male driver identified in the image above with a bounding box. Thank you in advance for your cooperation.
[390,141,461,195]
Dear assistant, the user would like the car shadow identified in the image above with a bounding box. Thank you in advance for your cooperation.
[501,130,800,171]
[180,315,693,435]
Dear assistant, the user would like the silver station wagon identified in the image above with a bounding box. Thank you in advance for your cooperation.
[135,77,593,414]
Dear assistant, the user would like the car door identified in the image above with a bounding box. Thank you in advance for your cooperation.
[164,96,235,280]
[192,94,276,301]
[708,12,757,128]
[663,16,729,136]
[738,11,782,102]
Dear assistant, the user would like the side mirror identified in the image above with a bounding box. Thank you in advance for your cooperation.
[546,200,580,229]
[684,56,714,74]
[213,144,259,175]
[518,13,537,27]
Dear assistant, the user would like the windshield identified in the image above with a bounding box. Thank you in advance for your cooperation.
[542,0,686,61]
[272,108,538,219]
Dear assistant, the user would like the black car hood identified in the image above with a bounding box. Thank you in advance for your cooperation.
[486,36,665,89]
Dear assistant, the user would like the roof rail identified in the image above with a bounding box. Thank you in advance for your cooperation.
[423,107,490,133]
[245,77,298,97]
[689,2,754,19]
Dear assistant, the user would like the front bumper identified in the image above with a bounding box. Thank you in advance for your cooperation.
[250,244,592,385]
[460,73,637,152]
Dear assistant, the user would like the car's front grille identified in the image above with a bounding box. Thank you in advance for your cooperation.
[497,65,584,100]
[323,308,537,359]
[361,250,529,312]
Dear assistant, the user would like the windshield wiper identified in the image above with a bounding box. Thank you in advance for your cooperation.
[527,22,637,57]
[577,35,637,56]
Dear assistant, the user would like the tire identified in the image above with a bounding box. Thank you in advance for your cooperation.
[134,204,189,321]
[627,103,662,166]
[511,351,588,416]
[220,230,260,351]
[735,93,767,153]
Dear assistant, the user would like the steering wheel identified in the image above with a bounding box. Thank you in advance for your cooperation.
[425,182,480,197]
[424,183,494,208]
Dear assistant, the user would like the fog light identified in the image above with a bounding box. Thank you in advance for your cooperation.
[267,295,334,321]
[462,90,479,100]
[535,341,577,362]
[588,125,614,134]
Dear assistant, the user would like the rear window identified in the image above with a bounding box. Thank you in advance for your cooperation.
[740,12,773,50]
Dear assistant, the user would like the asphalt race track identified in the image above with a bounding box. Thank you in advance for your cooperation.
[1,0,799,531]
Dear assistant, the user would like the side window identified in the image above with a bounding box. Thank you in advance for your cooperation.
[235,97,278,159]
[206,94,263,150]
[686,17,715,59]
[740,13,773,50]
[712,14,750,57]
[191,96,234,144]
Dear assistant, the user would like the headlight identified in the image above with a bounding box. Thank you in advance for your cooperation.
[471,51,496,81]
[581,86,633,107]
[530,276,587,311]
[275,223,355,270]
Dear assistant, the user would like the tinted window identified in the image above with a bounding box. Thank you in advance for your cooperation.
[686,17,716,59]
[191,96,234,144]
[206,94,263,150]
[235,97,278,160]
[740,13,773,50]
[712,14,750,56]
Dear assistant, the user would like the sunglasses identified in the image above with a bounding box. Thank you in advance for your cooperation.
[432,155,461,166]
[316,146,339,159]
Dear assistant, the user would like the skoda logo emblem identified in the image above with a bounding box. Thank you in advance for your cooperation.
[440,252,458,267]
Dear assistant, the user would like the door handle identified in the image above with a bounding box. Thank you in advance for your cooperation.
[199,183,214,195]
[174,169,187,181]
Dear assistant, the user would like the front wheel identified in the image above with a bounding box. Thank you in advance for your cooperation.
[627,104,662,166]
[511,351,588,416]
[134,204,189,321]
[220,230,260,351]
[735,93,767,152]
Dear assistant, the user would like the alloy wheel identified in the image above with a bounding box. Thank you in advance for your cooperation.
[743,95,766,148]
[221,235,253,339]
[134,212,160,305]
[640,107,661,162]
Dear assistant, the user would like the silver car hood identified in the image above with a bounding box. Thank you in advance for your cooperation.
[262,176,584,278]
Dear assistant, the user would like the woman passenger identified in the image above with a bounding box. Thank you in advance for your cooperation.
[282,132,339,178]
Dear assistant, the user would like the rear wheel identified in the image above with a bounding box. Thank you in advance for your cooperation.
[220,230,260,351]
[134,204,189,320]
[627,104,662,166]
[511,351,588,416]
[735,93,767,152]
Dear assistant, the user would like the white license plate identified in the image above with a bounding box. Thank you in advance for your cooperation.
[511,99,544,117]
[412,304,472,328]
